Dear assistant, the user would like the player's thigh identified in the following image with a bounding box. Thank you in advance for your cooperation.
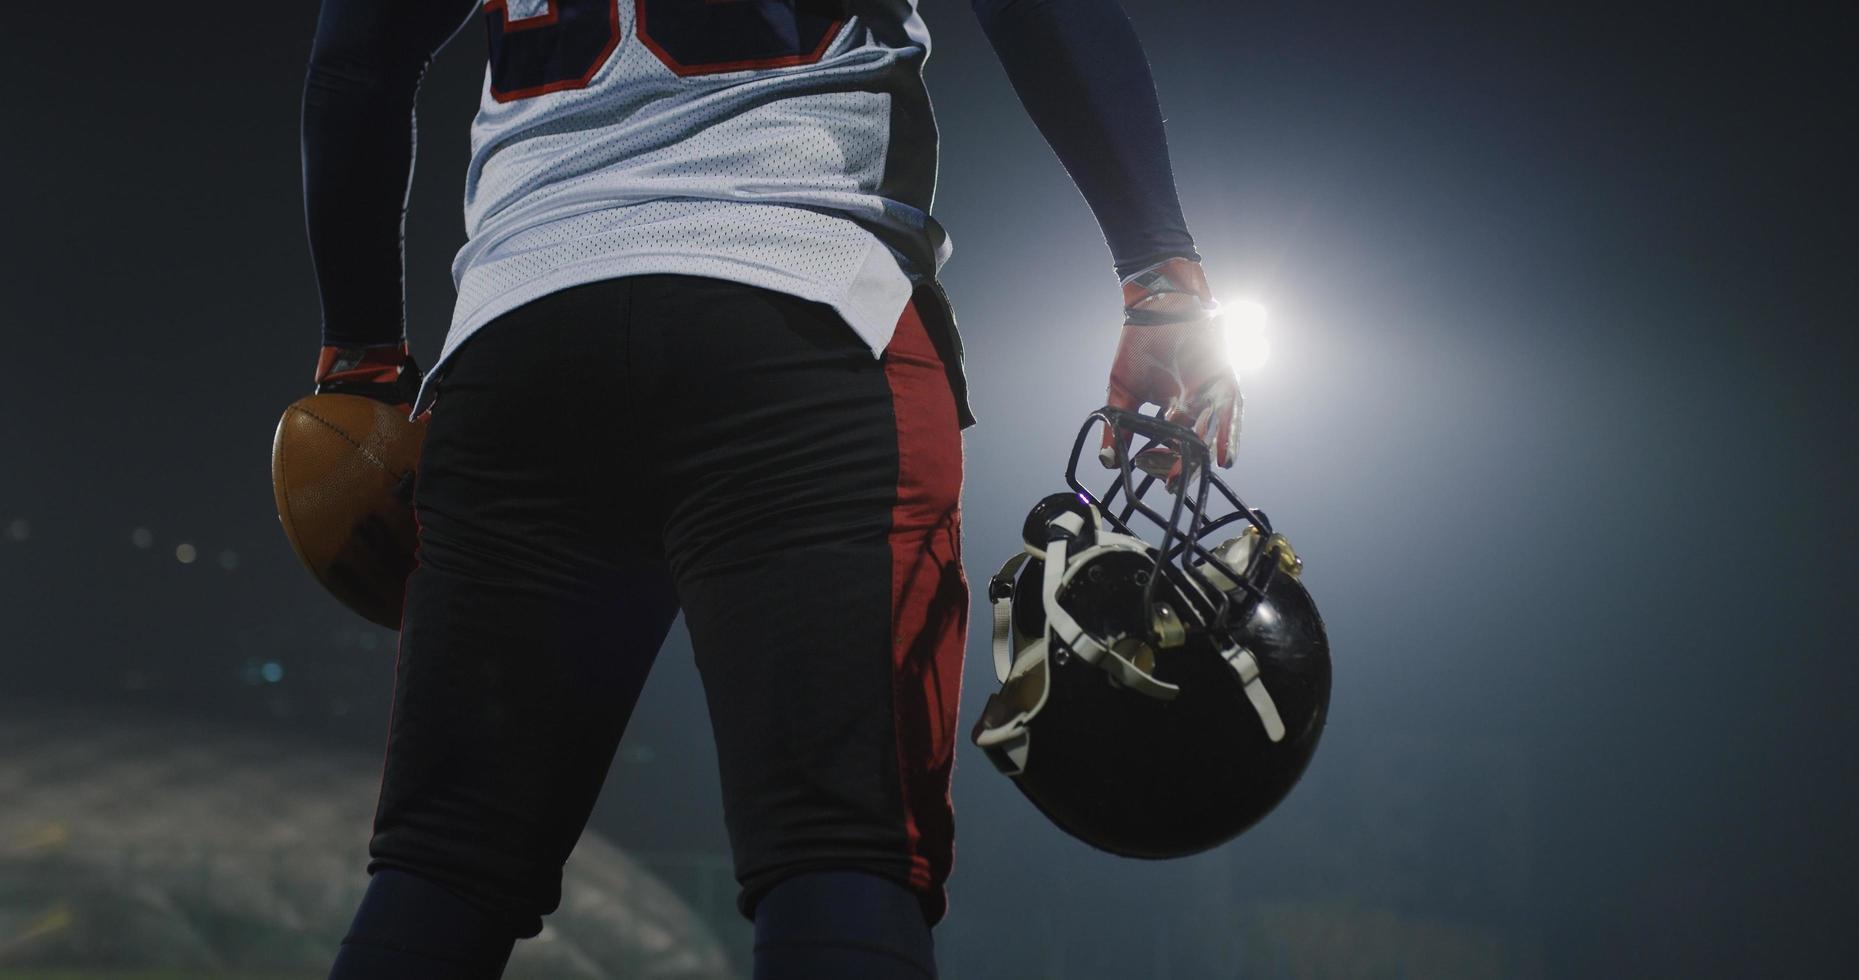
[639,276,966,921]
[371,282,681,936]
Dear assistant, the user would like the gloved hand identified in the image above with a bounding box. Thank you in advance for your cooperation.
[314,341,423,410]
[1100,257,1241,478]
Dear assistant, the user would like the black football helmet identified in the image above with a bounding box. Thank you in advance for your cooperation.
[970,407,1331,858]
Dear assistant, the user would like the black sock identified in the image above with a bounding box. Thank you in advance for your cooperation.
[327,868,516,980]
[752,870,937,980]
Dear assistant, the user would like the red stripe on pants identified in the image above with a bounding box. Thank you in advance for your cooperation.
[883,298,968,921]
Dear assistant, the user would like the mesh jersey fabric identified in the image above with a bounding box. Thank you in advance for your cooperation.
[418,1,946,413]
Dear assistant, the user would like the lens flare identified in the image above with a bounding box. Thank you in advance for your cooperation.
[1223,298,1271,372]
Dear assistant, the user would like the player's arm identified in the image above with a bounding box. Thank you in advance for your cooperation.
[971,0,1237,469]
[970,0,1197,277]
[302,0,479,403]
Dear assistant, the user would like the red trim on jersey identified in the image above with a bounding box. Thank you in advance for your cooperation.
[484,0,562,32]
[487,1,624,103]
[882,299,967,909]
[635,0,844,77]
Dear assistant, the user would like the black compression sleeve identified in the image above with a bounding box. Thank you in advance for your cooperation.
[972,0,1200,279]
[302,0,479,348]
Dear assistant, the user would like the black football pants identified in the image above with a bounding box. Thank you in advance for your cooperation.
[366,275,968,943]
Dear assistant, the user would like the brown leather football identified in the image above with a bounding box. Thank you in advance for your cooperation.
[271,393,427,630]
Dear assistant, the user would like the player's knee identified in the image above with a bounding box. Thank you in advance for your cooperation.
[366,832,557,940]
[752,870,937,980]
[332,868,518,980]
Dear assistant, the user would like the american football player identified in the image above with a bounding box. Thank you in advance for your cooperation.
[301,2,1238,978]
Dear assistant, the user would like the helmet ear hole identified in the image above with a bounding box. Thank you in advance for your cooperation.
[1022,492,1097,553]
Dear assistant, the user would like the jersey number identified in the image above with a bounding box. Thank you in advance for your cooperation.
[486,1,844,102]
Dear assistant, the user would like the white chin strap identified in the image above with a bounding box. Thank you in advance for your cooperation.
[990,551,1033,685]
[977,514,1288,776]
[1040,512,1179,701]
[972,636,1046,775]
[1222,645,1286,743]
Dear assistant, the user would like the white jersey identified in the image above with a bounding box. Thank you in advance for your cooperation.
[425,0,947,406]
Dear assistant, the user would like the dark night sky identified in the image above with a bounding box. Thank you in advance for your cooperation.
[3,3,1856,977]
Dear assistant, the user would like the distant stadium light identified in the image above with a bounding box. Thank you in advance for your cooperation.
[6,518,29,542]
[175,543,197,564]
[131,527,154,549]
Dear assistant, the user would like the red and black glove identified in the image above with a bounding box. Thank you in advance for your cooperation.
[1100,257,1241,478]
[314,342,423,411]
